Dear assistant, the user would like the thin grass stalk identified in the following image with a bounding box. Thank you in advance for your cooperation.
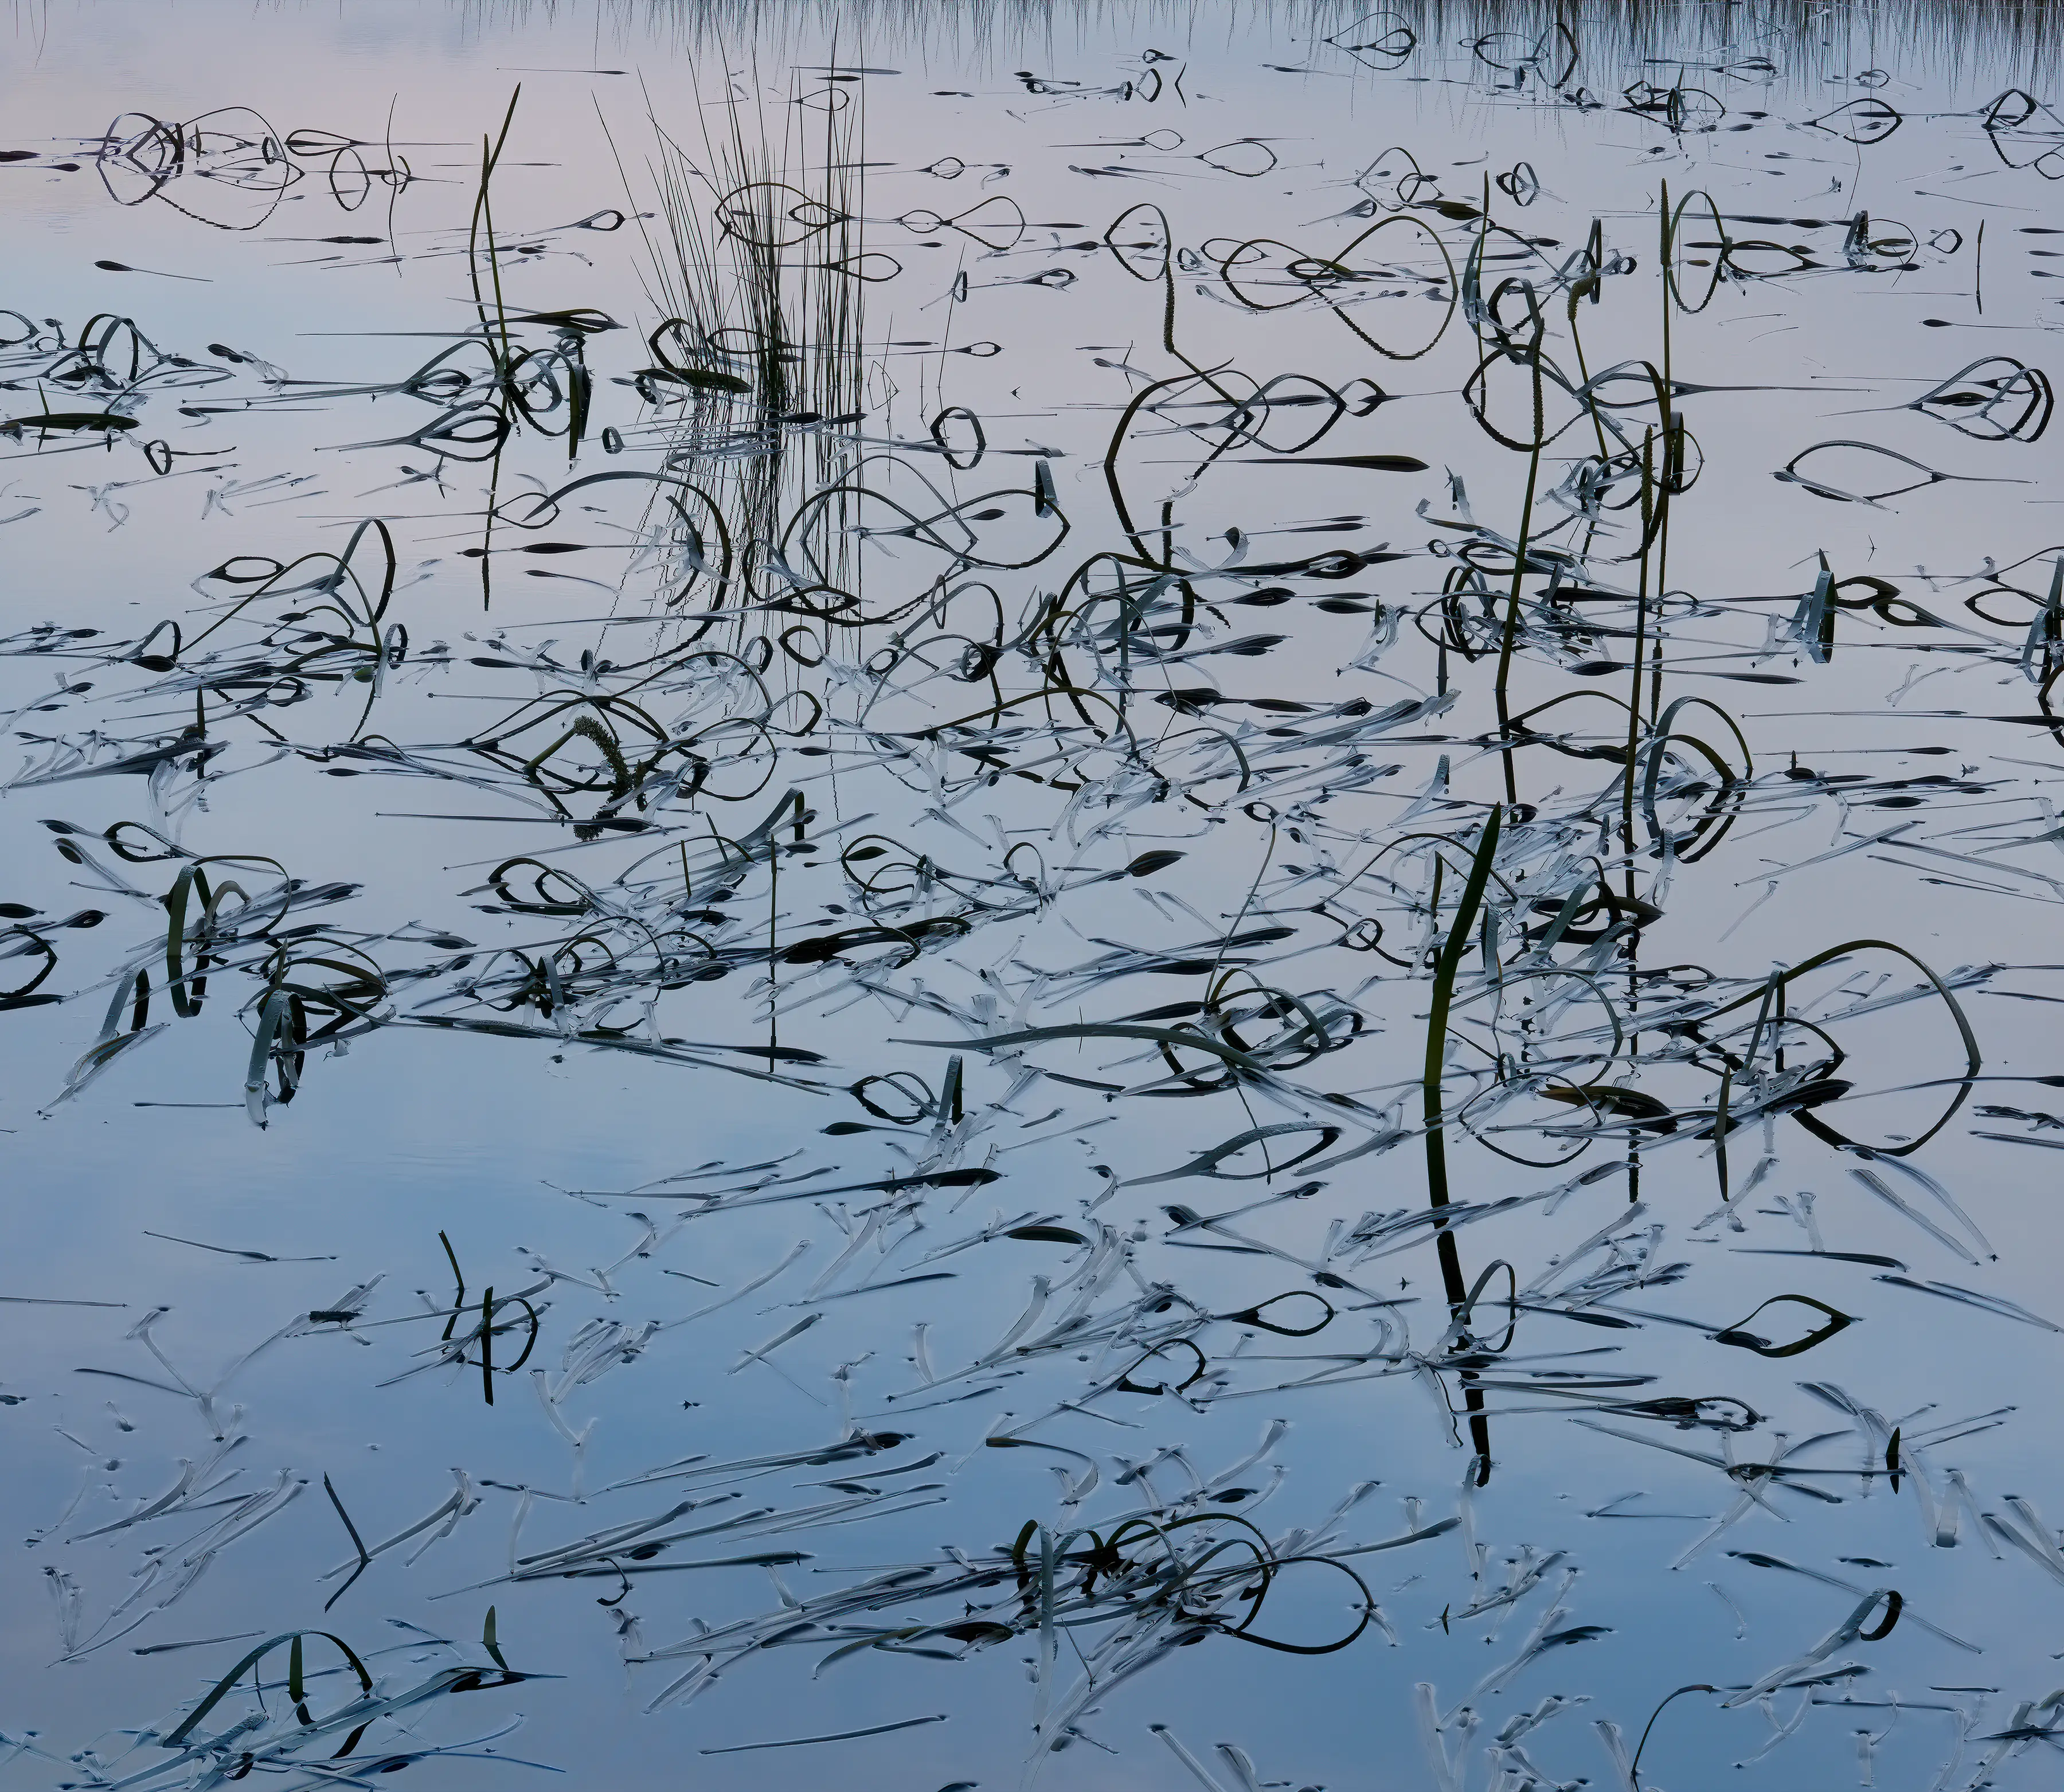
[1422,806,1503,1256]
[1492,334,1546,806]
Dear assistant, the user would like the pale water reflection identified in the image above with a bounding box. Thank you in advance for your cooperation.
[3,5,2064,1790]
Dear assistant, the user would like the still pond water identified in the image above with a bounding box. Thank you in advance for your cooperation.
[5,3,2064,1788]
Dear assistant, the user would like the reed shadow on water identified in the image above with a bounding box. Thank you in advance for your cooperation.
[2,3,2064,1789]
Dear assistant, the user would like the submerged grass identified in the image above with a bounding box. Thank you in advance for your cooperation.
[10,7,2064,1791]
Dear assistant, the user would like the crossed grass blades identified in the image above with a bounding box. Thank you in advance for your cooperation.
[12,9,2064,1791]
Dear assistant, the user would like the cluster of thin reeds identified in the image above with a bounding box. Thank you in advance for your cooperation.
[641,68,868,639]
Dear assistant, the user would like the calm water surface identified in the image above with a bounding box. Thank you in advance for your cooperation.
[5,4,2064,1789]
